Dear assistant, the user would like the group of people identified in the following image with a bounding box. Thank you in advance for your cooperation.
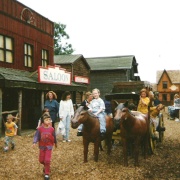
[33,88,107,180]
[77,88,109,137]
[3,88,177,180]
[137,88,166,140]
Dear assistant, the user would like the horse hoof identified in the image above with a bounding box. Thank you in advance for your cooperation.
[77,131,83,136]
[157,127,166,131]
[100,132,105,138]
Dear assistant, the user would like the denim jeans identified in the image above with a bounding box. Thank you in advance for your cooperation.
[62,114,71,140]
[92,110,106,133]
[4,136,15,148]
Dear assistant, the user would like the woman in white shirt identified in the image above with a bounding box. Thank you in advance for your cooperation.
[59,91,74,142]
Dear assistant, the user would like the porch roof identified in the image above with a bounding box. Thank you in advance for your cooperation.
[0,67,87,91]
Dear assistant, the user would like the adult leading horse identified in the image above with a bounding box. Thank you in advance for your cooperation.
[71,106,114,163]
[114,101,150,166]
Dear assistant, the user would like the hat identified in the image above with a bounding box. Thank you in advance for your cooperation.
[6,114,14,120]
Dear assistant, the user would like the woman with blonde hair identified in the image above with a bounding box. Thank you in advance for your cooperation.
[77,91,93,136]
[44,91,59,129]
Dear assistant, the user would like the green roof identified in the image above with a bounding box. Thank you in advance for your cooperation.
[0,67,36,82]
[86,55,137,71]
[54,54,83,64]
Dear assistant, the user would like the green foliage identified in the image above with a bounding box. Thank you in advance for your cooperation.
[54,22,74,55]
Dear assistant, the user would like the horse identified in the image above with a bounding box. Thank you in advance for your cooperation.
[114,101,150,166]
[71,106,114,163]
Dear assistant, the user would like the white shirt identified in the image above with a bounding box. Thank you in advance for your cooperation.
[59,99,74,118]
[88,98,105,112]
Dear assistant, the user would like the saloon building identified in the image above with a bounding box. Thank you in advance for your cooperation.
[0,0,88,136]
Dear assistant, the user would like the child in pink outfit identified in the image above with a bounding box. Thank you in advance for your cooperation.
[33,114,57,180]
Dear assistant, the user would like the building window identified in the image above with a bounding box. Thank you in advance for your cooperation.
[24,43,33,67]
[0,35,14,63]
[42,49,48,67]
[170,93,175,101]
[162,94,167,101]
[162,81,168,89]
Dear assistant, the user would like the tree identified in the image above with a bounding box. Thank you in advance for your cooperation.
[54,22,74,55]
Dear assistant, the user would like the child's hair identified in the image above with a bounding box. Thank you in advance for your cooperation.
[6,114,14,120]
[140,88,147,96]
[41,114,51,124]
[92,88,100,94]
[42,108,49,114]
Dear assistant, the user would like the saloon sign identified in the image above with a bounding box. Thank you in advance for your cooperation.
[38,65,71,85]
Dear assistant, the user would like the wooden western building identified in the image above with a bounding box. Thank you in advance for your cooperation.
[86,56,141,98]
[54,54,91,103]
[156,69,180,106]
[0,0,88,136]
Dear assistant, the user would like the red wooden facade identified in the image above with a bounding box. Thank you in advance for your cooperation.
[0,0,54,71]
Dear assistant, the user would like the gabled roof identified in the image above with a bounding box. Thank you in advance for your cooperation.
[85,55,138,72]
[54,54,90,69]
[156,70,180,84]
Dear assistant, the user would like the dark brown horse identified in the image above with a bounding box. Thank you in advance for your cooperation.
[114,101,150,166]
[71,106,114,163]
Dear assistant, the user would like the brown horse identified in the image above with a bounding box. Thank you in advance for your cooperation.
[114,101,150,166]
[71,106,114,163]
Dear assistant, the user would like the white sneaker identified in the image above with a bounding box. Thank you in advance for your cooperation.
[66,140,71,142]
[175,118,180,122]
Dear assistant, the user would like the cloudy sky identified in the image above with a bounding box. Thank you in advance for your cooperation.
[17,0,180,83]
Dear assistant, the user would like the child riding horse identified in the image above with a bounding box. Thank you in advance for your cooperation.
[71,106,114,162]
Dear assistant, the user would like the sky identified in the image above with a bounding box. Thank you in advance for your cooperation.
[17,0,180,83]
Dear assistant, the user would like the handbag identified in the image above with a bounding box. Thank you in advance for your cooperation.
[56,121,66,136]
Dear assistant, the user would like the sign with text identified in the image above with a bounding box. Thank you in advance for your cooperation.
[38,65,71,85]
[74,75,89,84]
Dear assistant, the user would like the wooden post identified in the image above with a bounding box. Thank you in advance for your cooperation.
[0,88,2,137]
[17,90,22,136]
[41,91,44,111]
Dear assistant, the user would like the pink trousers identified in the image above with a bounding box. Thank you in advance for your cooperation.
[39,148,52,175]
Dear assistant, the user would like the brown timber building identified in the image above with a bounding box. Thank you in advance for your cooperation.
[0,0,88,136]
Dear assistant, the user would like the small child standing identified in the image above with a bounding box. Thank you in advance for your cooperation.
[33,114,57,180]
[137,88,150,116]
[4,114,18,152]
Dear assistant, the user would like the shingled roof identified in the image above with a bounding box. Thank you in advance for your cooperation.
[85,55,138,72]
[54,54,90,68]
[0,67,36,82]
[156,70,180,84]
